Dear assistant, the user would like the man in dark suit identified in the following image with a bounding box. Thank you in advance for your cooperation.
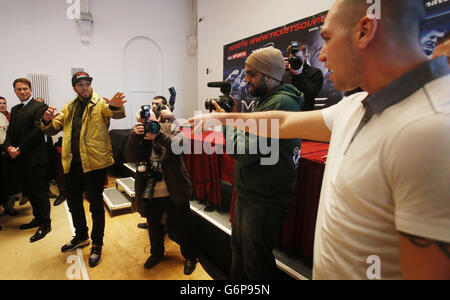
[3,78,51,243]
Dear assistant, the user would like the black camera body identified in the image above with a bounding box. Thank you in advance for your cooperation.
[204,81,234,112]
[138,161,163,201]
[153,102,164,119]
[287,41,304,71]
[140,105,151,120]
[144,120,160,135]
[140,105,161,134]
[205,95,234,113]
[289,55,304,71]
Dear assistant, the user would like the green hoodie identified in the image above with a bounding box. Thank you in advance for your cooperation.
[227,83,303,206]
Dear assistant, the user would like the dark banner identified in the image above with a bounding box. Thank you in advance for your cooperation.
[223,2,449,113]
[421,0,450,57]
[223,11,334,112]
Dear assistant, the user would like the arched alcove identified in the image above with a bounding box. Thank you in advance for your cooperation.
[123,36,163,127]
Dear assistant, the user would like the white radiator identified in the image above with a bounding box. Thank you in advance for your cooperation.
[27,73,50,104]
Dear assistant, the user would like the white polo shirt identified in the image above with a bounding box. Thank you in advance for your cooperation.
[313,57,450,280]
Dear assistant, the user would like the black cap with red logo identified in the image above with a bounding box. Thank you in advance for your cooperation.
[72,72,93,87]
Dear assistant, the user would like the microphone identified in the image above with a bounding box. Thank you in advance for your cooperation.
[207,81,231,94]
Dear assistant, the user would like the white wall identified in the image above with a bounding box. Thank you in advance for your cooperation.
[197,0,335,111]
[0,0,337,125]
[0,0,197,129]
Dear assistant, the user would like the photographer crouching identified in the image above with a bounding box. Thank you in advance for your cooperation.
[124,106,198,275]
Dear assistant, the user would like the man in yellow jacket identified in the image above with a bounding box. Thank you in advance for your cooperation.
[41,72,126,267]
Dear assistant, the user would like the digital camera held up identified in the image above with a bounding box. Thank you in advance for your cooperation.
[152,102,165,119]
[140,105,152,120]
[287,41,304,71]
[140,105,161,135]
[204,81,235,112]
[144,121,160,135]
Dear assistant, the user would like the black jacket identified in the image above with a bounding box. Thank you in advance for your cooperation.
[282,63,324,111]
[4,99,48,167]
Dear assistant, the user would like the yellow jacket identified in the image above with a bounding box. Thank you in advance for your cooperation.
[41,92,126,174]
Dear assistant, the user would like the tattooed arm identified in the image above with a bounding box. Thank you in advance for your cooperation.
[398,232,450,280]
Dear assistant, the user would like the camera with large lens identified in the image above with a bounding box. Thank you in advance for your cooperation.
[138,160,163,201]
[287,41,304,71]
[143,120,160,135]
[204,81,234,112]
[140,105,161,134]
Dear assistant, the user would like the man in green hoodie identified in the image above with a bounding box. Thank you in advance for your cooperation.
[221,46,303,279]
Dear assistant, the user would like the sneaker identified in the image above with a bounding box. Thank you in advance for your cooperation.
[89,246,102,268]
[184,258,198,275]
[61,237,90,253]
[144,255,163,269]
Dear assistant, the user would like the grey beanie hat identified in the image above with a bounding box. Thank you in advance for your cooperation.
[245,46,285,81]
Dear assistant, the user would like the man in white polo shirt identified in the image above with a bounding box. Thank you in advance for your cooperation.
[189,0,449,279]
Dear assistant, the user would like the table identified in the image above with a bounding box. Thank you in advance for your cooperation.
[181,132,329,262]
[181,128,225,208]
[281,141,329,262]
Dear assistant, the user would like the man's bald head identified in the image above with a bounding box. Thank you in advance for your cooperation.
[334,0,425,38]
[320,0,429,94]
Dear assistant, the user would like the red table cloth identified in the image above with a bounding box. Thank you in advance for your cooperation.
[280,141,329,262]
[181,128,224,208]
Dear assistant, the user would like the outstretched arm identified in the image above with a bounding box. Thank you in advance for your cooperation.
[41,106,65,136]
[187,110,331,142]
[103,92,127,119]
[104,92,127,108]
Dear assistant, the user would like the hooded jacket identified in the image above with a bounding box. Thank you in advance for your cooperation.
[228,83,303,206]
[41,92,126,174]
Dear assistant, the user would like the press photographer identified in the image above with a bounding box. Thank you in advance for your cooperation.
[282,41,324,111]
[204,81,237,113]
[152,87,177,122]
[124,107,198,275]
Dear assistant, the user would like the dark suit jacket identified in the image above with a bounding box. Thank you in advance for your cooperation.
[4,99,48,167]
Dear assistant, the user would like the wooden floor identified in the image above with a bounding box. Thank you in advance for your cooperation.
[0,182,212,280]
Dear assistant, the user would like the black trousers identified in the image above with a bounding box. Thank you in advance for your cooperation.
[145,197,196,260]
[0,152,8,206]
[16,164,51,227]
[231,197,285,280]
[65,161,106,246]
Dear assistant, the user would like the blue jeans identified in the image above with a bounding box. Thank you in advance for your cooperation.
[231,197,285,280]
